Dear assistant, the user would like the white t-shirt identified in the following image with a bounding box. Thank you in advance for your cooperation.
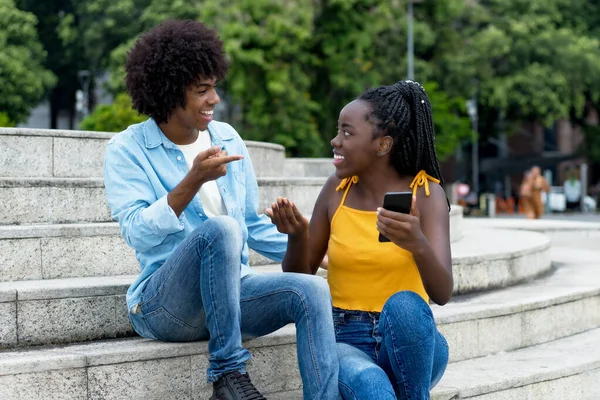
[563,179,582,203]
[176,131,227,218]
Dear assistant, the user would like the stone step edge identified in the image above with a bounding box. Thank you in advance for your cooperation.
[435,327,600,399]
[0,203,461,238]
[0,129,286,152]
[1,260,596,324]
[0,225,536,267]
[0,176,327,188]
[0,325,296,376]
[2,324,600,400]
[464,218,600,232]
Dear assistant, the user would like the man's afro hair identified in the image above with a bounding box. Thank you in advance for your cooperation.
[125,20,229,124]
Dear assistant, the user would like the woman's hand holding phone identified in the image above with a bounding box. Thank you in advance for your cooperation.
[376,195,427,254]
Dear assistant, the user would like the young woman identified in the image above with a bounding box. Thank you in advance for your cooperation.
[268,80,452,399]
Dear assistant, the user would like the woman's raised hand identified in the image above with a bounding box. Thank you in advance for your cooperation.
[266,197,309,236]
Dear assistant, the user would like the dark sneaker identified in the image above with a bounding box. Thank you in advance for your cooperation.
[210,371,267,400]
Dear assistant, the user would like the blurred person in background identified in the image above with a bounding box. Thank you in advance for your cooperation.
[564,166,582,211]
[528,166,550,219]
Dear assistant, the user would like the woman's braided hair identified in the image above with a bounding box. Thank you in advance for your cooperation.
[358,80,444,186]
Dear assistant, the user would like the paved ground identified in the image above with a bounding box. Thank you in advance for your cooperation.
[468,212,600,250]
[471,212,600,222]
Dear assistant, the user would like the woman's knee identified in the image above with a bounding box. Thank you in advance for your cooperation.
[337,344,395,400]
[381,291,434,340]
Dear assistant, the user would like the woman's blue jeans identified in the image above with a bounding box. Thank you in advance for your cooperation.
[128,216,340,400]
[334,291,448,400]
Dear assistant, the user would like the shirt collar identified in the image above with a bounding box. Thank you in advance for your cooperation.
[143,118,235,149]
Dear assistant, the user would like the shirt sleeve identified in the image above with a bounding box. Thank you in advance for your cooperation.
[104,141,184,253]
[237,138,288,262]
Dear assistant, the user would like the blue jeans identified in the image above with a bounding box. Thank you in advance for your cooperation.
[334,291,448,400]
[128,216,340,400]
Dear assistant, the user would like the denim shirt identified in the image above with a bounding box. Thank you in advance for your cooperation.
[103,118,288,311]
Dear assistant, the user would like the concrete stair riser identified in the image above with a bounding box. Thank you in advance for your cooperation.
[0,261,595,358]
[0,129,307,180]
[1,327,600,399]
[0,330,302,400]
[283,158,334,178]
[0,206,463,282]
[436,328,600,400]
[460,369,600,400]
[0,177,325,225]
[0,229,549,297]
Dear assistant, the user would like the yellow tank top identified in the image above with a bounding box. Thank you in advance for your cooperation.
[327,170,439,312]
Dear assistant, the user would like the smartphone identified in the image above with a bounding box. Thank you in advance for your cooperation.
[378,191,413,242]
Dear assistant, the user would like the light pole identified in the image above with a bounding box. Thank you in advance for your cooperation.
[407,0,424,80]
[466,91,479,194]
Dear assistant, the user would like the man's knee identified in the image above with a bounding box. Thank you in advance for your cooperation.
[292,274,331,303]
[190,216,242,249]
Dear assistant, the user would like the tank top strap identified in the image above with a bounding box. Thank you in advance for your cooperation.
[335,176,359,206]
[409,170,440,197]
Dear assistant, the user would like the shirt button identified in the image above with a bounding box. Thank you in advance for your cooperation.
[177,156,182,161]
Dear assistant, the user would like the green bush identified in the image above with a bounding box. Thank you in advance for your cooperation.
[0,112,15,127]
[79,93,146,132]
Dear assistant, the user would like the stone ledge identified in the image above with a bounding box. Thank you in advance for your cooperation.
[434,255,600,322]
[464,217,600,232]
[451,228,550,262]
[0,258,597,356]
[436,327,600,399]
[0,324,296,375]
[0,177,104,188]
[0,127,115,140]
[0,177,325,224]
[0,276,133,301]
[244,140,285,152]
[0,327,599,399]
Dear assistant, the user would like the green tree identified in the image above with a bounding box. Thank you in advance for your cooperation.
[198,0,323,156]
[424,83,473,161]
[79,93,146,132]
[459,0,600,127]
[0,0,55,125]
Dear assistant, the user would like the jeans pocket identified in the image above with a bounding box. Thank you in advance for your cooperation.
[143,307,204,342]
[129,312,159,340]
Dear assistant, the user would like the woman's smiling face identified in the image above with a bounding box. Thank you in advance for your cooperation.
[330,99,382,179]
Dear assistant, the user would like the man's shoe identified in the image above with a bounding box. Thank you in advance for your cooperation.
[210,371,266,400]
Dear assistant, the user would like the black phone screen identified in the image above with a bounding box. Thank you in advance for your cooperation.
[378,191,412,242]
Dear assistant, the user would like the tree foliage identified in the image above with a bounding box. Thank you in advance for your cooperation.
[458,0,600,127]
[0,0,55,124]
[79,93,146,132]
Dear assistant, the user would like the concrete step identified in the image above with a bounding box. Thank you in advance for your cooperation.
[0,128,288,179]
[434,327,600,399]
[1,291,599,399]
[0,206,463,281]
[464,217,600,244]
[0,176,326,225]
[283,158,334,178]
[255,227,551,298]
[0,244,580,353]
[0,224,543,307]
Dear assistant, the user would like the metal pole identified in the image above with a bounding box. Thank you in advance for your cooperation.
[407,0,414,80]
[580,163,588,212]
[472,103,479,194]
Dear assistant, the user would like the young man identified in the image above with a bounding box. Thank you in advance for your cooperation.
[103,20,339,400]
